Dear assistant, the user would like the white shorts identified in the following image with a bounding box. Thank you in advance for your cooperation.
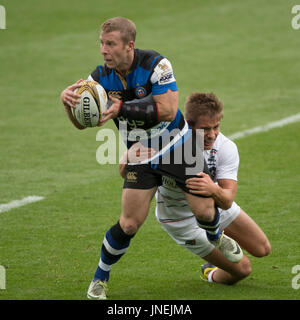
[155,201,240,258]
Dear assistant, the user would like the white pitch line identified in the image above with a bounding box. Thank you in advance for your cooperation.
[228,113,300,141]
[0,196,45,213]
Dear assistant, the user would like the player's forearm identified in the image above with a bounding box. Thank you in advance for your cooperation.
[118,91,177,126]
[211,185,234,210]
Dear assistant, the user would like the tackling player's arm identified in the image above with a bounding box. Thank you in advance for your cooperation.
[212,178,237,210]
[185,173,237,210]
[60,79,86,130]
[186,137,239,210]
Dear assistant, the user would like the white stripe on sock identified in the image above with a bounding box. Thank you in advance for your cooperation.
[99,259,112,272]
[103,237,129,255]
[208,269,217,283]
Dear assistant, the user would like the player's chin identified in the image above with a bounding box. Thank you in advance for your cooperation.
[204,141,214,149]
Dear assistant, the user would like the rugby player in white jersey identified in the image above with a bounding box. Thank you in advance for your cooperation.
[120,92,271,285]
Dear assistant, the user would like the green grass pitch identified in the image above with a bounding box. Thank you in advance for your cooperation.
[0,0,300,300]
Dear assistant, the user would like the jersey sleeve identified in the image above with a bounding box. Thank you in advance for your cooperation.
[216,140,239,181]
[150,58,178,95]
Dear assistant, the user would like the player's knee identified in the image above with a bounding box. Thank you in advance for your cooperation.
[264,241,271,256]
[121,222,139,235]
[240,260,252,279]
[194,210,214,222]
[191,204,215,222]
[185,194,215,222]
[120,218,141,235]
[254,239,271,257]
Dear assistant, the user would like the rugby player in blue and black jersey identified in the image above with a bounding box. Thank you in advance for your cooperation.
[60,17,241,299]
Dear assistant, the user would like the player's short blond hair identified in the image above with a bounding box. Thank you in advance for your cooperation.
[185,92,224,126]
[101,17,136,44]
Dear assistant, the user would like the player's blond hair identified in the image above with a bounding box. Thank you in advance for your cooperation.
[185,92,224,126]
[101,17,136,44]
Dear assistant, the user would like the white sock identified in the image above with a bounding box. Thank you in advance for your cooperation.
[207,269,217,283]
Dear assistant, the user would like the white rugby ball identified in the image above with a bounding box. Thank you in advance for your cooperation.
[72,80,108,127]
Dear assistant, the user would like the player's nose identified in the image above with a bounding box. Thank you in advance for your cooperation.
[101,44,108,55]
[206,129,214,138]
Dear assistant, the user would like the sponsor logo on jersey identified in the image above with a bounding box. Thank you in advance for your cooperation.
[118,116,145,132]
[126,171,137,183]
[158,62,169,71]
[159,72,175,85]
[154,58,176,85]
[162,176,177,188]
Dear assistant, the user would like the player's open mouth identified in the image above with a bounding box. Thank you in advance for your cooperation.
[204,140,214,147]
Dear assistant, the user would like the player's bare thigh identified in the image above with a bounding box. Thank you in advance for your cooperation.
[224,209,271,257]
[120,187,157,235]
[184,192,215,222]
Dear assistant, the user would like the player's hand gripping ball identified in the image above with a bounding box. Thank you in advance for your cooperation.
[72,80,108,127]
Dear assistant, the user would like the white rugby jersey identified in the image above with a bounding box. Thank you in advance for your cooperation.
[155,132,239,222]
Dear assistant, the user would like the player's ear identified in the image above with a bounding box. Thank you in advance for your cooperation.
[127,40,134,51]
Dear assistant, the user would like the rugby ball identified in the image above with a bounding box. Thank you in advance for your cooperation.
[72,80,108,127]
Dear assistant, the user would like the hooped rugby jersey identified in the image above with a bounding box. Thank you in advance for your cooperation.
[88,49,188,151]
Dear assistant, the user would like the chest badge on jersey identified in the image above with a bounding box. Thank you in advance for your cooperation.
[207,149,217,181]
[135,86,147,98]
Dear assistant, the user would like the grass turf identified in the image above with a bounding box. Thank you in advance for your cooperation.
[0,0,300,300]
